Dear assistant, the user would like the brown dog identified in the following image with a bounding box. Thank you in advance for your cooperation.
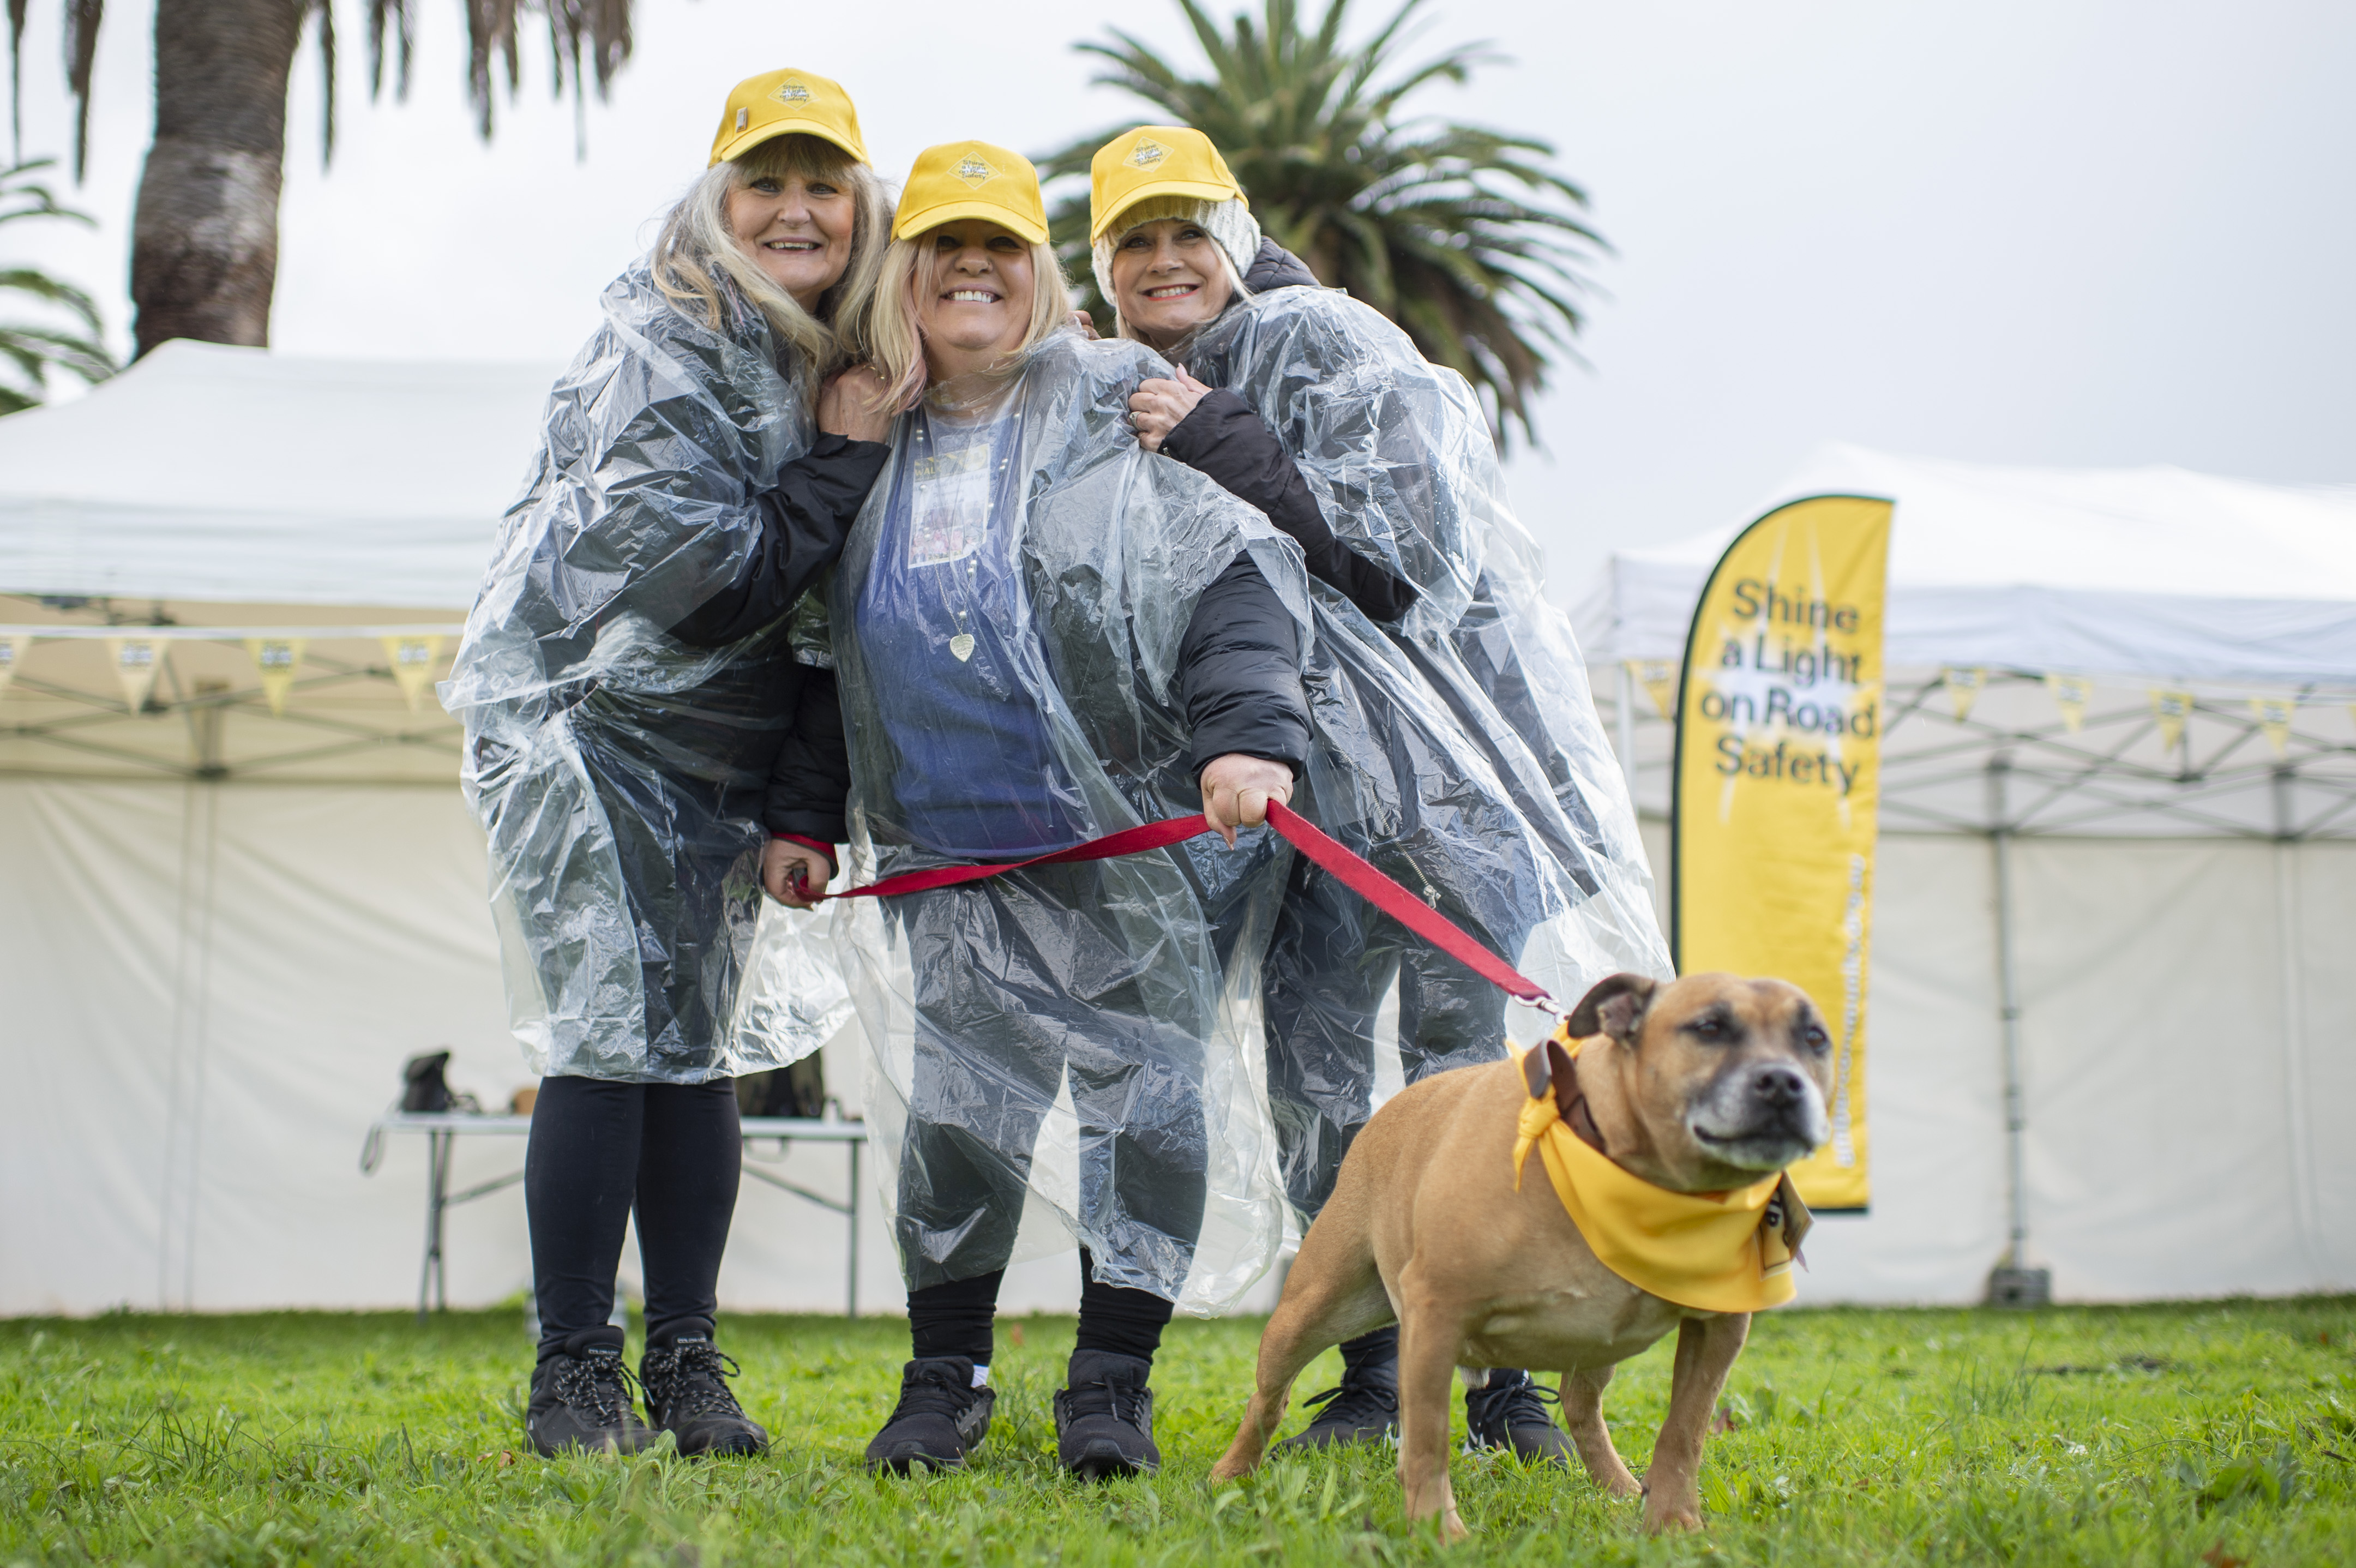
[1212,971,1832,1538]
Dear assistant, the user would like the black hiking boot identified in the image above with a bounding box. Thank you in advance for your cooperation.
[640,1321,768,1457]
[1273,1353,1400,1452]
[1053,1349,1160,1479]
[866,1356,996,1474]
[1463,1368,1574,1465]
[527,1326,658,1456]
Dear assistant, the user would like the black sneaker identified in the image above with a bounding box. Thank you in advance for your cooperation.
[866,1356,996,1474]
[1463,1369,1574,1465]
[527,1327,659,1457]
[640,1326,769,1457]
[1273,1355,1400,1452]
[1053,1349,1160,1480]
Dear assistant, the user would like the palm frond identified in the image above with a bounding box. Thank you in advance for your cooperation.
[0,156,114,411]
[1041,0,1600,446]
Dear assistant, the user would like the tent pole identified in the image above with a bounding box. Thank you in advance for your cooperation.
[2273,766,2323,1283]
[1985,755,2046,1306]
[1616,661,1639,806]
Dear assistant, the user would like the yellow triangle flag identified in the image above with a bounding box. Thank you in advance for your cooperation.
[104,638,163,711]
[0,634,28,698]
[243,638,308,716]
[2247,696,2293,758]
[2149,688,2195,752]
[1943,666,1986,720]
[1626,658,1679,720]
[381,635,444,713]
[2046,674,2094,732]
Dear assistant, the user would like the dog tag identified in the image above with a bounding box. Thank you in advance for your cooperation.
[949,633,976,662]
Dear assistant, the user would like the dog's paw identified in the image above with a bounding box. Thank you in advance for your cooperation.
[1642,1500,1705,1534]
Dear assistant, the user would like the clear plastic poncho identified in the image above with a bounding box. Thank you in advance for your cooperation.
[1177,284,1672,1204]
[442,262,851,1084]
[818,331,1308,1311]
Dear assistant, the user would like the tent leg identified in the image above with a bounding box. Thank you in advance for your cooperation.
[1985,758,2048,1307]
[2274,767,2323,1284]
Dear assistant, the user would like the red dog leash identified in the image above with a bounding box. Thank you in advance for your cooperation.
[807,800,1556,1011]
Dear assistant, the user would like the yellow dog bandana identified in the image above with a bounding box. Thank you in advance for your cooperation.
[1511,1031,1809,1313]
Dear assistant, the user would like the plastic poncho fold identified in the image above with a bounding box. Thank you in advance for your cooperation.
[1178,285,1672,1054]
[819,331,1308,1312]
[443,263,849,1085]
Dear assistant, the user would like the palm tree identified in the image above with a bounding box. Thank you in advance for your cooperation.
[1039,0,1602,446]
[1,158,115,413]
[7,0,632,357]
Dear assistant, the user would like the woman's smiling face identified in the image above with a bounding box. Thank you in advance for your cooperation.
[727,165,857,308]
[917,220,1036,365]
[1109,218,1234,346]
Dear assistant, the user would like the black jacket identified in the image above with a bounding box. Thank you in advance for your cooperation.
[669,433,891,647]
[762,551,1307,852]
[1158,244,1419,624]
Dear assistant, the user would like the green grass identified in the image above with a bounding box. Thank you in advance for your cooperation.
[2,1299,2352,1565]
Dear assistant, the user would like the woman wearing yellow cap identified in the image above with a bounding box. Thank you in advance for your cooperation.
[1086,125,1674,1465]
[445,69,895,1461]
[759,141,1310,1480]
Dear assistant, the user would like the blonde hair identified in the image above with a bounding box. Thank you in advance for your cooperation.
[854,227,1075,414]
[651,134,892,379]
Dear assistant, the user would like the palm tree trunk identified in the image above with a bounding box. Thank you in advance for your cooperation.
[129,0,304,357]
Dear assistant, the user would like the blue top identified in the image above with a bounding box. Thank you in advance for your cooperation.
[852,402,1091,859]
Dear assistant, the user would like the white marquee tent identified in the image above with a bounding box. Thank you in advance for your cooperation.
[1577,443,2356,1305]
[7,347,2349,1318]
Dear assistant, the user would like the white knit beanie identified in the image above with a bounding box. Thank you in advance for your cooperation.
[1090,194,1261,323]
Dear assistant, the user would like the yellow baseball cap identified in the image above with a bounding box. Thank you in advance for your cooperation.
[708,69,868,167]
[892,141,1049,245]
[1088,125,1248,241]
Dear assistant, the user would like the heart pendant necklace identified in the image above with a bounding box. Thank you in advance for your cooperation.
[949,633,975,662]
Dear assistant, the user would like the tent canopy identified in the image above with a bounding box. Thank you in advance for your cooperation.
[1578,444,2356,839]
[0,341,559,782]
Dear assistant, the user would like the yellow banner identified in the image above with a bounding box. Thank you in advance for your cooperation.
[1673,495,1891,1211]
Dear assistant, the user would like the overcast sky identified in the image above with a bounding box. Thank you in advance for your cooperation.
[8,0,2353,601]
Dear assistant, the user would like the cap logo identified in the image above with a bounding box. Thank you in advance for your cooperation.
[1126,137,1169,170]
[953,154,997,187]
[771,80,812,107]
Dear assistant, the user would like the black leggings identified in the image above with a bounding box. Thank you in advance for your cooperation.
[525,1075,741,1359]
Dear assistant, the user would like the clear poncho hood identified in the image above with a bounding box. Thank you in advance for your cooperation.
[1179,285,1673,1020]
[442,262,849,1084]
[823,329,1309,1312]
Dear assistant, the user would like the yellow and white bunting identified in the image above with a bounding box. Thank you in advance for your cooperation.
[1673,494,1891,1211]
[381,635,444,713]
[2046,674,2094,732]
[1943,666,1987,721]
[1624,658,1680,720]
[2149,689,2195,752]
[103,638,163,712]
[243,638,308,716]
[2247,696,2294,758]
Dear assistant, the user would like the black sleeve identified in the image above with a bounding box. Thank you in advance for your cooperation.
[1179,552,1311,779]
[761,665,852,850]
[1161,389,1419,624]
[669,434,889,647]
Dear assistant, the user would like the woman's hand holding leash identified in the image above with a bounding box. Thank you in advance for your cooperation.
[761,838,833,908]
[1200,752,1293,848]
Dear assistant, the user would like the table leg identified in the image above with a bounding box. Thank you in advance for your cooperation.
[846,1139,861,1320]
[418,1128,453,1324]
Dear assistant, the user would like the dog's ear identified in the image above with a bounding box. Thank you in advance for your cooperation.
[1564,972,1658,1046]
[1544,1036,1580,1121]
